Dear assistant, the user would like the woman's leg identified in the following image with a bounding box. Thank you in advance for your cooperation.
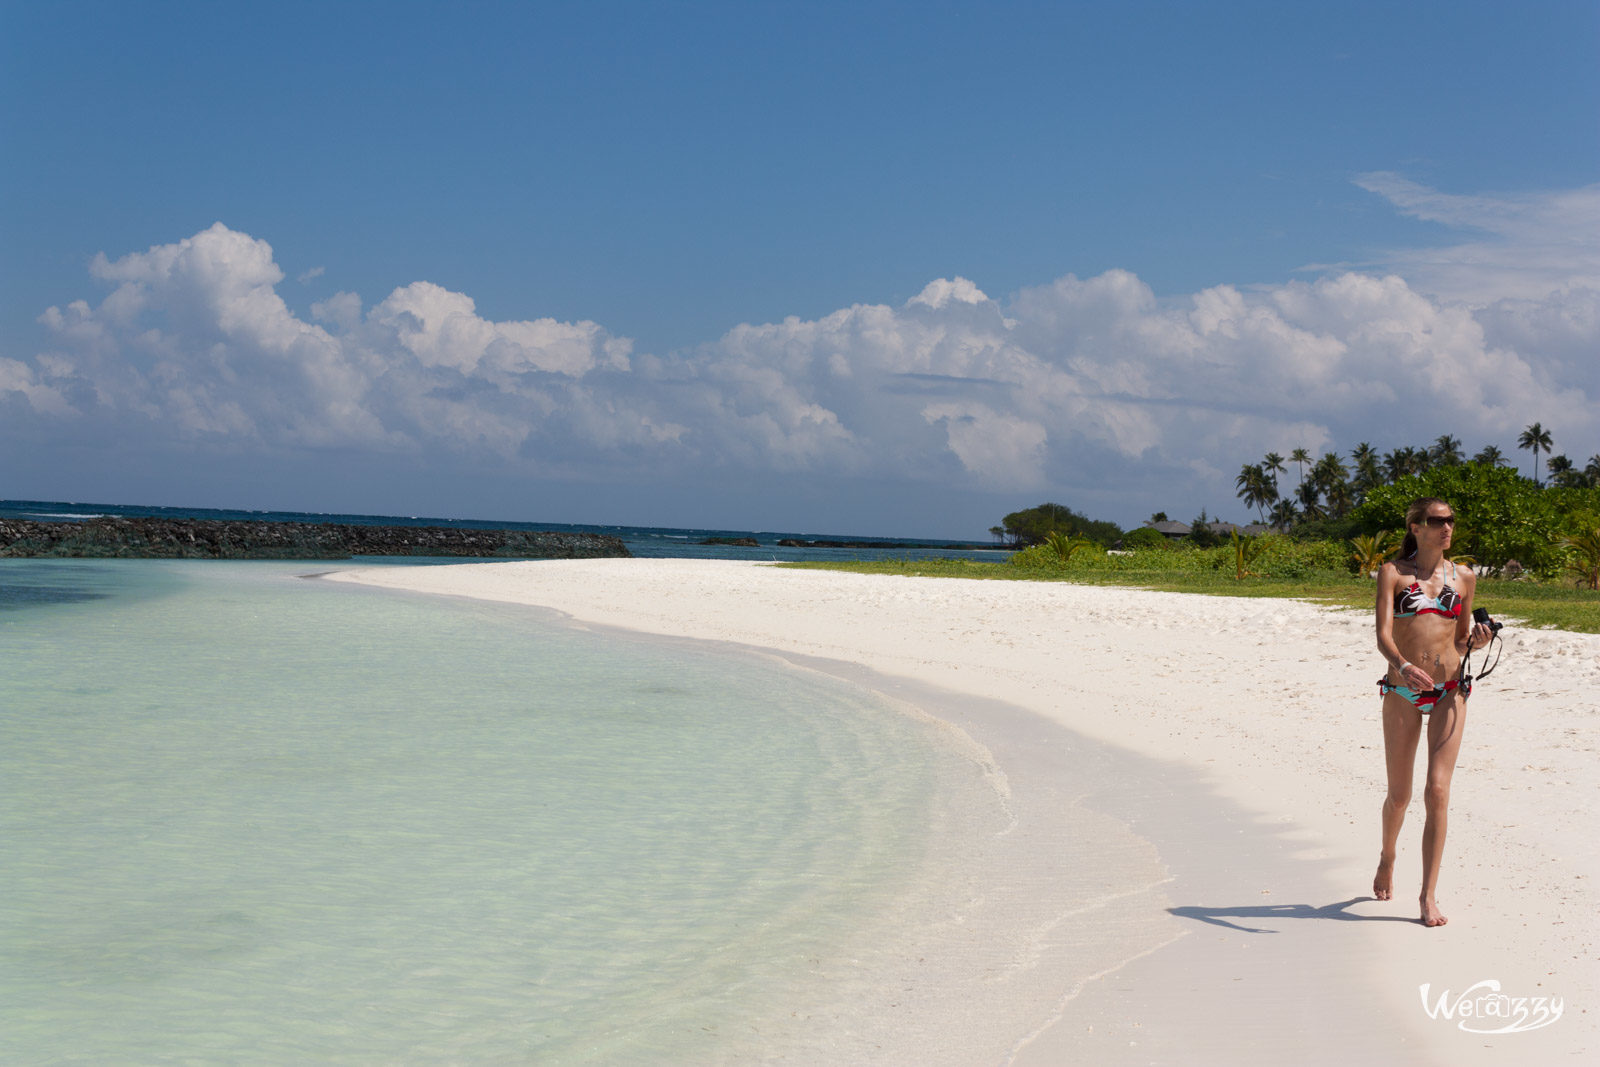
[1419,693,1467,926]
[1376,692,1422,900]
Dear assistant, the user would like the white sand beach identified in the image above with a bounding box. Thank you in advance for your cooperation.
[328,559,1598,1065]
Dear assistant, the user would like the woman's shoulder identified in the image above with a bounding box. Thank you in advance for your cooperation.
[1451,558,1478,583]
[1377,559,1405,585]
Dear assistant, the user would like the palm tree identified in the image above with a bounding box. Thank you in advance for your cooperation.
[1235,463,1273,523]
[1261,451,1285,502]
[1383,446,1426,482]
[1586,455,1600,488]
[1268,498,1299,530]
[1564,525,1600,589]
[1290,447,1311,488]
[1547,454,1576,488]
[1382,448,1404,482]
[1518,422,1553,485]
[1350,530,1401,577]
[1473,444,1506,466]
[1044,531,1093,563]
[1430,434,1463,466]
[1314,451,1352,517]
[1326,480,1354,518]
[1295,477,1325,521]
[1350,442,1382,499]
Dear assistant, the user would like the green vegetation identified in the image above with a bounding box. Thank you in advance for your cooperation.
[1230,529,1268,579]
[1563,525,1600,590]
[1120,526,1167,550]
[1517,422,1553,486]
[1186,509,1225,548]
[1349,530,1400,576]
[1350,464,1600,576]
[1042,531,1095,562]
[997,502,1121,547]
[888,424,1600,636]
[1232,424,1600,533]
[1224,424,1600,614]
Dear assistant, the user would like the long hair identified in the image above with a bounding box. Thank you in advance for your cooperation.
[1397,496,1450,559]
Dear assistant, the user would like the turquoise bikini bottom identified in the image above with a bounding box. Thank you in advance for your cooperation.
[1377,676,1470,712]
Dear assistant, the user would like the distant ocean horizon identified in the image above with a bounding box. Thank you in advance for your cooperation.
[0,499,1009,563]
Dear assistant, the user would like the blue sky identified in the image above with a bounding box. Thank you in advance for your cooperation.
[3,0,1597,536]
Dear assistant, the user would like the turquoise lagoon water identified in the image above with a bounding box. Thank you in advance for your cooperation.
[0,560,997,1064]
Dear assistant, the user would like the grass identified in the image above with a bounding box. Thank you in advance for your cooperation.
[777,558,1600,634]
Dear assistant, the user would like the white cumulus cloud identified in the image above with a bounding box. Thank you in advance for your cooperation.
[6,190,1597,521]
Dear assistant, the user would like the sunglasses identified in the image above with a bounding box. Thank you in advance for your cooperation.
[1423,515,1457,528]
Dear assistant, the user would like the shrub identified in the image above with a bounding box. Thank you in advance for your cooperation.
[1352,464,1565,575]
[1120,526,1168,550]
[1549,489,1600,537]
[1043,532,1094,562]
[1562,524,1600,590]
[1247,537,1346,579]
[1009,543,1069,569]
[1187,509,1223,548]
[1231,530,1269,579]
[1292,516,1364,544]
[1349,530,1400,577]
[1009,535,1349,581]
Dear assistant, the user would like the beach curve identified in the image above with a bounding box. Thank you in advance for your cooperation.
[325,558,1598,1065]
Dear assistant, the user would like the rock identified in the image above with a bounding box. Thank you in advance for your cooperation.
[0,517,630,560]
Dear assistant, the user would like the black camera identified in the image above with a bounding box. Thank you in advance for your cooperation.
[1473,607,1503,633]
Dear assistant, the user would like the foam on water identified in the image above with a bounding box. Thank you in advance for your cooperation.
[0,560,1003,1063]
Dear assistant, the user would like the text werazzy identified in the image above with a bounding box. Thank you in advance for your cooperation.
[1419,980,1563,1034]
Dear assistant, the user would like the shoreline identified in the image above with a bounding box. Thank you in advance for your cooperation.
[327,558,1598,1064]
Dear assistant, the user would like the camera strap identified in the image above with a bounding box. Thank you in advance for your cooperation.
[1458,631,1502,687]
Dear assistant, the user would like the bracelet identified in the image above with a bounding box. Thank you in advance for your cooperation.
[1398,661,1413,675]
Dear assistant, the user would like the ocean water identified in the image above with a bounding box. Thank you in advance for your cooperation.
[0,559,1000,1064]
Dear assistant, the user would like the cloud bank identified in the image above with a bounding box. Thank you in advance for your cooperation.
[6,180,1597,526]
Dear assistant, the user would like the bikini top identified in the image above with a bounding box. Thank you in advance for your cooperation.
[1394,559,1462,619]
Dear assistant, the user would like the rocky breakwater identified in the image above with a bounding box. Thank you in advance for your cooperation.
[0,517,631,560]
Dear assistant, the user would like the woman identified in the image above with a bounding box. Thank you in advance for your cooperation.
[1373,496,1493,926]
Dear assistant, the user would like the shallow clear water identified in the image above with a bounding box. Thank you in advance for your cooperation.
[0,560,990,1064]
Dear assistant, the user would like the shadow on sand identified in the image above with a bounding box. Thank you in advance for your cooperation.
[1170,895,1420,933]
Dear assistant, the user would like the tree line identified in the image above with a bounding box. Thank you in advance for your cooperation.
[991,421,1599,578]
[1233,422,1599,527]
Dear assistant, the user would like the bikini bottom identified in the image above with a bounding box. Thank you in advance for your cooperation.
[1377,676,1471,713]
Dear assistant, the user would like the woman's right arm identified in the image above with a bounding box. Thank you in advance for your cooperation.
[1375,564,1410,682]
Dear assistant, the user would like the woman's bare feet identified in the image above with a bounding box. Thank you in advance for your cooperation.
[1373,855,1395,900]
[1420,896,1448,927]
